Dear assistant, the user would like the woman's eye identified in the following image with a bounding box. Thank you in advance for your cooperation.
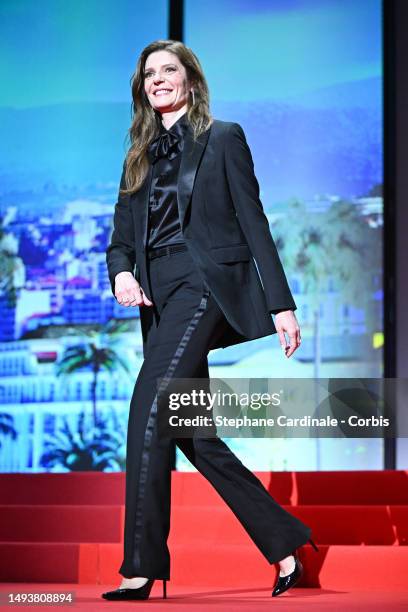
[145,66,176,79]
[144,66,177,79]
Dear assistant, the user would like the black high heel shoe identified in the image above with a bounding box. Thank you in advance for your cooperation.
[271,538,319,597]
[101,578,167,601]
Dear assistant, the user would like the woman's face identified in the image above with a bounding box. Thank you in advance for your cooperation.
[144,50,190,114]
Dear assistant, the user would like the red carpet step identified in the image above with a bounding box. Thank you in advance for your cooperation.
[0,470,407,588]
[1,503,406,544]
[2,470,408,505]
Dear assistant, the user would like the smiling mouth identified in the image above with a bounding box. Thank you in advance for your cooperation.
[154,89,173,96]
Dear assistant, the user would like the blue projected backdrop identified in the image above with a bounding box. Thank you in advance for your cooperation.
[0,0,168,472]
[181,0,383,471]
[0,0,383,472]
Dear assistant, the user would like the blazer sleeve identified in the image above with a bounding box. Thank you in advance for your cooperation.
[224,122,297,314]
[106,161,136,297]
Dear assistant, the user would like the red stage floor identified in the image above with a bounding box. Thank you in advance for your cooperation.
[1,583,407,610]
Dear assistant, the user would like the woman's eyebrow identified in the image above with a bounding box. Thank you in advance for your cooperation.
[144,63,176,72]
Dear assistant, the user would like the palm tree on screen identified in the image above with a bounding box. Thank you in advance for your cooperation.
[273,198,380,377]
[56,320,134,426]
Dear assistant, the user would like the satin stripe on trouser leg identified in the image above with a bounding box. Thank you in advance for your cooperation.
[119,250,312,579]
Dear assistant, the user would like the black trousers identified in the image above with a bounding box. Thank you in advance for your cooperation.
[119,248,312,579]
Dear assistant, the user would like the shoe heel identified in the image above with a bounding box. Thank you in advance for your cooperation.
[308,538,319,552]
[162,579,167,599]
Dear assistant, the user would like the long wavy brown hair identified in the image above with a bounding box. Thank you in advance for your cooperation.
[121,40,213,195]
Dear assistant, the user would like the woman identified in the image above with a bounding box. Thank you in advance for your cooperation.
[103,39,318,601]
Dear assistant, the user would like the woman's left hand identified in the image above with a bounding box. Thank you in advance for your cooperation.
[274,310,301,358]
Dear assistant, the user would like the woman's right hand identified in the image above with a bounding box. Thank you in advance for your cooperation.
[114,271,153,307]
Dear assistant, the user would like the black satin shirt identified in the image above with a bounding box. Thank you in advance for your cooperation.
[147,112,190,250]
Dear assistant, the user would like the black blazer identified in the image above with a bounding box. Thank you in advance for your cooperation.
[106,119,297,350]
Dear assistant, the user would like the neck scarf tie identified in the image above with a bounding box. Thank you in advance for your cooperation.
[148,130,182,163]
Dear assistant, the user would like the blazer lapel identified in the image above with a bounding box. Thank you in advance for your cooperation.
[177,125,211,232]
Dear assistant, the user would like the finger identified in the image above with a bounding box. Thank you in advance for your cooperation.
[117,287,143,307]
[131,286,145,306]
[285,331,299,357]
[116,293,128,306]
[296,327,301,346]
[286,344,297,357]
[140,287,154,306]
[277,329,288,352]
[128,295,141,307]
